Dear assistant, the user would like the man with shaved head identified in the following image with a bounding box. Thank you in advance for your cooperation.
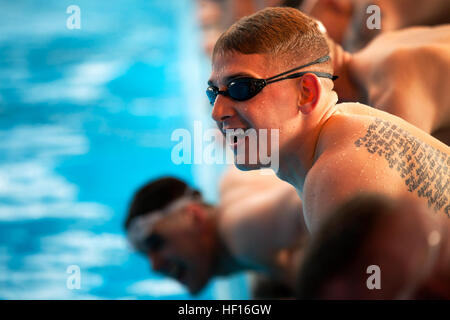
[208,7,450,232]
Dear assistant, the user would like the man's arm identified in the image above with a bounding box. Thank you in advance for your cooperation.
[218,167,307,270]
[303,146,403,233]
[369,47,443,135]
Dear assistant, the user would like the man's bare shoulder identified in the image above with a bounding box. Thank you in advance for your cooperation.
[319,103,449,175]
[304,117,400,230]
[329,103,450,150]
[219,166,288,207]
[351,32,450,140]
[304,108,450,230]
[354,25,450,65]
[353,25,450,87]
[217,167,304,263]
[219,173,303,241]
[373,39,450,85]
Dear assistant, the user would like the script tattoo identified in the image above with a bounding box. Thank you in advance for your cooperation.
[354,118,450,217]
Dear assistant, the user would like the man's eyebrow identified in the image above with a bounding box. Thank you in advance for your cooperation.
[208,72,255,87]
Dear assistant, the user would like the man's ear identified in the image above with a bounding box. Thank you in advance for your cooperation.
[298,73,321,114]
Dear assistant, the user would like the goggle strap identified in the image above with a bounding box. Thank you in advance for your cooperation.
[265,54,331,81]
[266,71,336,84]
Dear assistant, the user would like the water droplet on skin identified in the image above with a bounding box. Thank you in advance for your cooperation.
[428,230,441,246]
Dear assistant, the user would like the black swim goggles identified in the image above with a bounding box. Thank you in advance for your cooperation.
[206,55,337,106]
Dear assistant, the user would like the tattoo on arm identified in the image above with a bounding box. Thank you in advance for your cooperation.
[354,118,450,217]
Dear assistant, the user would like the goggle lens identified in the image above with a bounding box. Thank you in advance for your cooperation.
[206,78,265,105]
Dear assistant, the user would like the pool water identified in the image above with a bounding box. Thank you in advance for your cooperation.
[0,0,249,299]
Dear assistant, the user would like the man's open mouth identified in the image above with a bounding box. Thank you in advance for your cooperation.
[222,128,249,149]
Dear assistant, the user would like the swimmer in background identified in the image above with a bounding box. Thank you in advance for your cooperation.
[327,24,450,145]
[124,168,306,297]
[208,7,450,233]
[301,0,450,52]
[296,194,450,299]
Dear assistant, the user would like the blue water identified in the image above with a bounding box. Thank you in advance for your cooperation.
[0,0,249,299]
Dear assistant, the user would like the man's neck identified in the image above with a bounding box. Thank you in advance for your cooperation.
[328,39,366,103]
[275,92,339,194]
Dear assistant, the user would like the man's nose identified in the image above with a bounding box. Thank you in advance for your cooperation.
[211,95,235,123]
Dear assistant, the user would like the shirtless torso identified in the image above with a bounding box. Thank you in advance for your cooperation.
[303,102,450,232]
[345,25,450,144]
